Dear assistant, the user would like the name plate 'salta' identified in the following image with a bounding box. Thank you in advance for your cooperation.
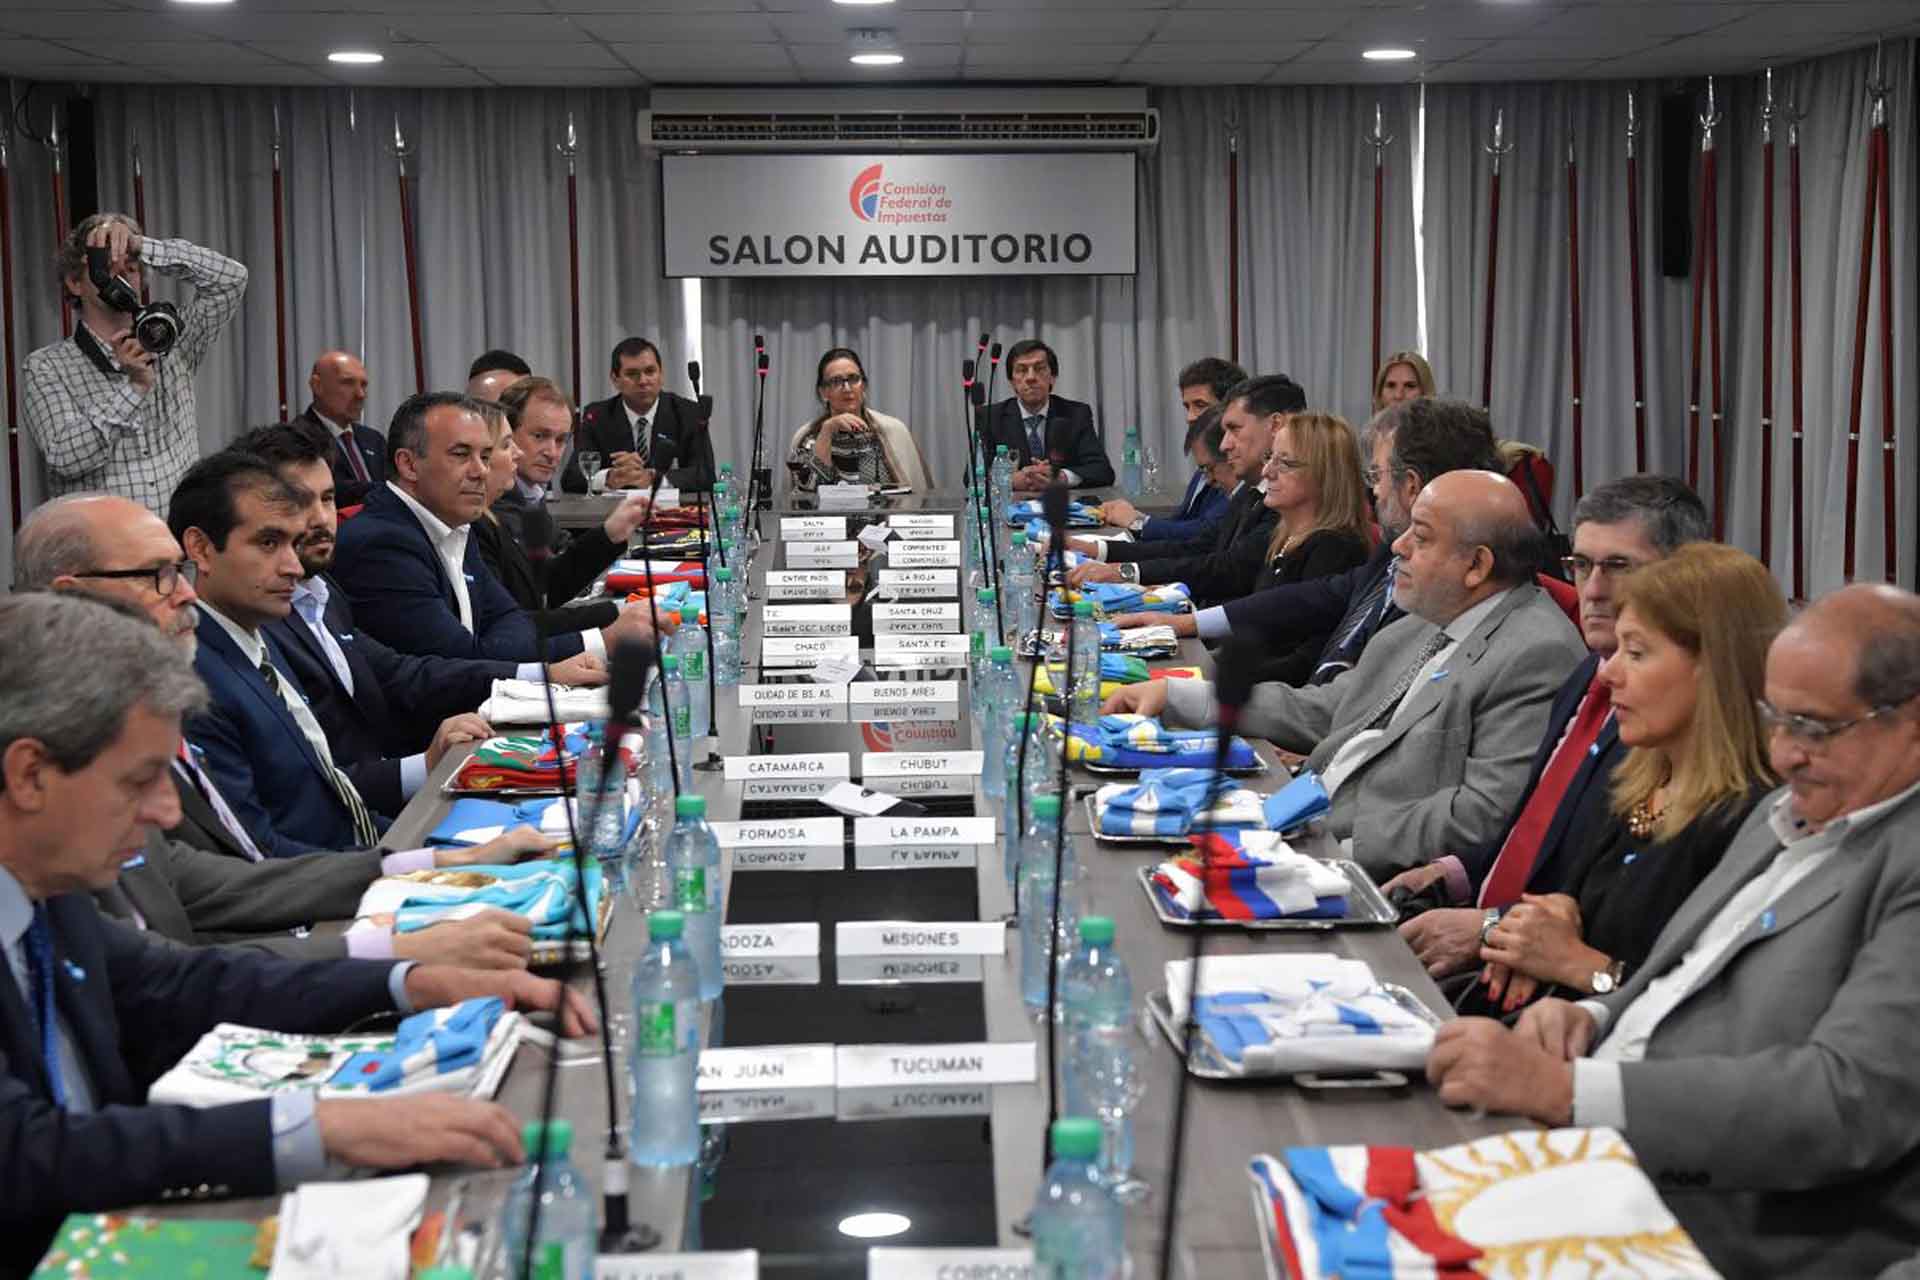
[779,516,847,541]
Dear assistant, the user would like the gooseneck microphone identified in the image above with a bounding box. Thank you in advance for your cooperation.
[1037,478,1075,1175]
[745,338,772,518]
[983,339,1004,413]
[637,465,683,795]
[973,376,1005,646]
[1156,634,1259,1280]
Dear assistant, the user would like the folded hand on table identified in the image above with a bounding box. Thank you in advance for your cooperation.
[1099,499,1141,528]
[433,825,559,869]
[547,652,608,687]
[1066,561,1124,587]
[607,453,652,491]
[1426,1017,1575,1125]
[1101,678,1168,718]
[426,714,493,770]
[391,907,534,971]
[403,962,599,1037]
[1110,610,1196,637]
[315,1092,525,1171]
[1398,906,1484,979]
[1481,893,1610,1003]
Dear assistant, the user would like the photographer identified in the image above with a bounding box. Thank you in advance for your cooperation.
[23,213,247,514]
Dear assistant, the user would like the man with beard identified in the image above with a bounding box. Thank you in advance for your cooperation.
[236,422,606,790]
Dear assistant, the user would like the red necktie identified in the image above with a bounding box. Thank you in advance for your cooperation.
[340,429,370,484]
[1478,674,1612,908]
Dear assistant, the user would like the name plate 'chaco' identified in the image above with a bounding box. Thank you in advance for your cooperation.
[760,635,860,666]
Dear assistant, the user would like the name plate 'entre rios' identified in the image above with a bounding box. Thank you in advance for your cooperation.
[764,570,846,601]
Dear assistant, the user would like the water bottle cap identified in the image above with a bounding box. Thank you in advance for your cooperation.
[714,567,733,581]
[681,606,700,623]
[1032,794,1061,818]
[416,1269,474,1280]
[720,462,734,473]
[521,1119,573,1159]
[1011,532,1027,546]
[1073,600,1094,617]
[989,645,1013,663]
[663,655,680,672]
[1078,915,1116,945]
[675,794,707,818]
[977,587,996,603]
[648,910,685,940]
[1051,1117,1101,1159]
[995,445,1010,457]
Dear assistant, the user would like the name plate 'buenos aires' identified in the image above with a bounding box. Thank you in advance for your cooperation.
[723,752,851,780]
[886,540,960,569]
[851,816,992,870]
[869,601,960,634]
[711,818,844,872]
[865,1249,1033,1280]
[761,603,854,637]
[874,569,956,599]
[697,1044,836,1125]
[596,1251,760,1280]
[780,516,847,541]
[764,570,846,601]
[786,540,859,569]
[834,1042,1036,1121]
[760,635,859,666]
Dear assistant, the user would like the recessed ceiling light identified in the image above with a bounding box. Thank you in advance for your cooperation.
[327,50,385,65]
[837,1212,911,1240]
[1363,48,1418,62]
[850,52,905,65]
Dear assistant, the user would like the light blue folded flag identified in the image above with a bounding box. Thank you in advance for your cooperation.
[328,997,505,1093]
[1096,767,1264,836]
[1006,499,1100,528]
[1063,713,1261,770]
[393,859,604,941]
[1262,771,1332,833]
[1050,581,1195,617]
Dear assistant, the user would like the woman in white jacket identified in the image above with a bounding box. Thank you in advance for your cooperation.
[788,346,931,492]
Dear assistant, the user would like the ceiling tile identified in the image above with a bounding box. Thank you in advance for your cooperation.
[964,43,1139,65]
[436,41,627,68]
[959,12,1162,41]
[1172,9,1370,41]
[1287,37,1497,63]
[1131,40,1315,63]
[614,42,793,71]
[389,15,601,42]
[1131,62,1281,83]
[571,13,780,43]
[1541,3,1746,37]
[1423,58,1611,80]
[769,12,972,44]
[243,39,455,67]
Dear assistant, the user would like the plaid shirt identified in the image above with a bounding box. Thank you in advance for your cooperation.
[23,237,248,514]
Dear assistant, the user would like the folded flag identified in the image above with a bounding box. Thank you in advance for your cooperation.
[451,726,599,792]
[390,858,604,942]
[1263,770,1333,833]
[328,998,505,1094]
[1099,622,1181,658]
[1060,712,1260,770]
[427,793,643,851]
[1151,831,1350,920]
[1030,653,1155,699]
[1006,498,1101,529]
[477,678,610,726]
[1050,581,1194,618]
[1094,768,1266,837]
[1252,1148,1480,1280]
[604,559,706,593]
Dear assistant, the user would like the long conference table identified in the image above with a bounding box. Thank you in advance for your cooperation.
[151,485,1513,1278]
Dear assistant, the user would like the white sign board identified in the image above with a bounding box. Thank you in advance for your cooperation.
[665,154,1138,278]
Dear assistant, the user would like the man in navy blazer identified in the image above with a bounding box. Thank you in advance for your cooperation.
[975,339,1114,490]
[1387,475,1711,978]
[0,592,594,1274]
[296,350,386,509]
[169,452,392,856]
[1090,356,1243,543]
[333,391,639,664]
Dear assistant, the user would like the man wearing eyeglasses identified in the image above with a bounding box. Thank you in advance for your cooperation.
[1429,582,1920,1275]
[1388,475,1709,979]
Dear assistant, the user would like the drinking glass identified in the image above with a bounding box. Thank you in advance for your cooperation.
[577,451,603,492]
[1081,1019,1151,1204]
[1141,445,1162,493]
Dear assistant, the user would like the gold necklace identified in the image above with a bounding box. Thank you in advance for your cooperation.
[1627,763,1674,840]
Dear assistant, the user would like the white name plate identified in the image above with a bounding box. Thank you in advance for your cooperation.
[853,817,994,847]
[760,635,860,666]
[725,845,844,873]
[817,483,871,510]
[866,1249,1033,1280]
[697,1045,836,1125]
[737,683,848,708]
[780,516,846,541]
[761,603,855,637]
[849,702,962,727]
[870,602,960,634]
[836,1083,993,1122]
[873,634,970,669]
[723,752,851,781]
[835,920,1006,957]
[786,540,859,569]
[724,955,823,985]
[838,955,983,985]
[722,922,820,957]
[836,1042,1036,1090]
[597,1251,759,1280]
[886,774,975,799]
[847,681,960,706]
[712,818,843,847]
[745,703,847,726]
[854,844,977,871]
[887,540,961,569]
[860,751,985,779]
[887,514,956,539]
[764,570,845,601]
[874,569,957,599]
[739,778,837,802]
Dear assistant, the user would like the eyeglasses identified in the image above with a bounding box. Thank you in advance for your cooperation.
[1363,466,1384,487]
[822,374,865,391]
[1756,696,1911,746]
[1266,455,1306,474]
[72,559,197,597]
[1561,554,1641,582]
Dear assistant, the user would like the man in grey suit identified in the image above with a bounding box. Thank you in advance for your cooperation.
[1429,584,1920,1276]
[1107,470,1586,879]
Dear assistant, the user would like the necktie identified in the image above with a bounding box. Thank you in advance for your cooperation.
[1313,559,1399,684]
[1479,674,1614,908]
[339,428,370,484]
[1354,628,1451,733]
[1024,414,1045,460]
[25,905,66,1107]
[258,659,380,847]
[633,413,651,464]
[176,741,266,862]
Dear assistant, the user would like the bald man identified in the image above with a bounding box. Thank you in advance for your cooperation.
[297,350,383,507]
[1430,584,1920,1276]
[1108,470,1586,878]
[466,368,522,403]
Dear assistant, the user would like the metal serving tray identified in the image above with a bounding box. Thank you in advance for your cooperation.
[1133,861,1397,930]
[1080,752,1271,780]
[1143,985,1439,1083]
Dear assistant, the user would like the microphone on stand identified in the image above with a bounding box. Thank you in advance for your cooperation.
[637,465,683,795]
[974,376,1005,647]
[1155,633,1259,1280]
[746,339,772,516]
[686,359,716,493]
[983,339,1004,409]
[1037,478,1075,1177]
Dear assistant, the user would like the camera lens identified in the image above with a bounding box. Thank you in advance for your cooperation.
[134,302,182,355]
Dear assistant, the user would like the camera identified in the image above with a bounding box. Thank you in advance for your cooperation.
[86,246,182,356]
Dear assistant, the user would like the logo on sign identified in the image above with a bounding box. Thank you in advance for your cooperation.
[850,163,884,221]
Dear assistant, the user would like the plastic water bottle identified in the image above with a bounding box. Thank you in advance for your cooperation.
[1019,795,1079,1017]
[1068,600,1102,731]
[969,587,997,684]
[1031,1117,1124,1279]
[710,566,737,625]
[628,911,702,1167]
[980,646,1016,799]
[1062,916,1135,1177]
[644,665,675,798]
[724,503,746,550]
[501,1120,596,1280]
[713,613,742,688]
[661,655,693,789]
[1121,425,1144,494]
[989,445,1015,519]
[1006,532,1038,639]
[665,794,724,1001]
[671,607,711,740]
[574,730,628,895]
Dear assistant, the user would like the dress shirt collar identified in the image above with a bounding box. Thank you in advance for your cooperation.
[514,474,547,505]
[1768,770,1920,846]
[315,409,354,434]
[291,575,329,620]
[387,480,467,542]
[1425,585,1510,651]
[0,864,32,954]
[200,600,267,667]
[1018,397,1051,423]
[623,398,656,432]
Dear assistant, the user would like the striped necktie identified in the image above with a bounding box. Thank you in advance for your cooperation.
[257,658,380,846]
[25,905,66,1107]
[1354,628,1451,733]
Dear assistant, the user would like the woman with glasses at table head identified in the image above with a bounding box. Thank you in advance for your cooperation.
[787,347,931,493]
[1467,542,1787,1017]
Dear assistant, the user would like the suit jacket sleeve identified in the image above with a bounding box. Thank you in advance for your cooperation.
[468,550,587,662]
[1246,533,1372,687]
[1140,485,1229,544]
[1135,507,1276,601]
[541,525,625,610]
[1058,402,1114,489]
[1346,625,1581,873]
[156,837,384,940]
[350,617,515,729]
[184,704,331,859]
[1223,559,1373,642]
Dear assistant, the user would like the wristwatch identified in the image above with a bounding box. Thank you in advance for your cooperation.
[1120,563,1141,584]
[1128,514,1149,533]
[1589,959,1628,994]
[1480,908,1503,946]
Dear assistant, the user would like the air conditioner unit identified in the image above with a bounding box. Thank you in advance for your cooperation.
[639,88,1158,154]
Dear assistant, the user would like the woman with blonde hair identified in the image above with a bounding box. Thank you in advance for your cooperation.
[1372,351,1436,411]
[1471,542,1787,1014]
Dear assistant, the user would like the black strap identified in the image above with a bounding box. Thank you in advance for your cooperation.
[71,325,120,378]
